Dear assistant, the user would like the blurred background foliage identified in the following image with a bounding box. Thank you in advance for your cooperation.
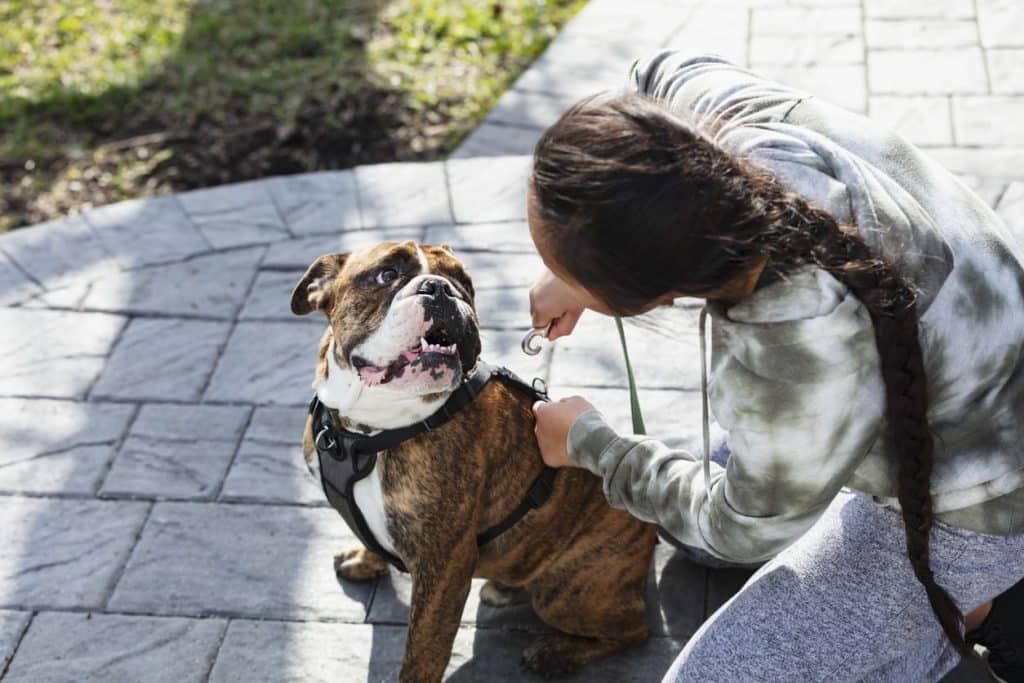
[0,0,585,232]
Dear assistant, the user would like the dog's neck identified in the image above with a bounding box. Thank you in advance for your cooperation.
[314,340,451,433]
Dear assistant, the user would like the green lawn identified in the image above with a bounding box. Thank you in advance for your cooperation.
[0,0,586,232]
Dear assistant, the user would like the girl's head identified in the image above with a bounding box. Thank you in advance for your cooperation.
[527,92,775,315]
[529,91,966,652]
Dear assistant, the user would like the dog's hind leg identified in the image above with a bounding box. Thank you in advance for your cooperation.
[334,545,390,581]
[522,522,656,676]
[522,575,650,677]
[479,580,530,607]
[520,630,648,678]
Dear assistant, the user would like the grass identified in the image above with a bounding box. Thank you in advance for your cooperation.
[0,0,586,232]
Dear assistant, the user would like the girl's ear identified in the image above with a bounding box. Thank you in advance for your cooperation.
[290,253,349,316]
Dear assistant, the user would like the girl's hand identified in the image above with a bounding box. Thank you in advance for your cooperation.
[529,269,585,341]
[532,396,597,468]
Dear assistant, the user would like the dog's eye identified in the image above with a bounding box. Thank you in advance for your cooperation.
[375,268,399,286]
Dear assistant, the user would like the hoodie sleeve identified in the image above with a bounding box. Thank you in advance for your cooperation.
[628,50,811,131]
[565,266,887,563]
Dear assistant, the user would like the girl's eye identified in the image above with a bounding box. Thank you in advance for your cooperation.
[375,268,399,286]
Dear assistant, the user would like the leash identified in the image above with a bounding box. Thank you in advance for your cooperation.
[614,316,646,435]
[618,314,713,505]
[310,360,557,573]
[619,312,713,506]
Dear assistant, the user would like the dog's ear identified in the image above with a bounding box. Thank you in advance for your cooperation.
[291,253,349,316]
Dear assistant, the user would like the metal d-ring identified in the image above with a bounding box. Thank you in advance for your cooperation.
[315,425,337,452]
[521,322,552,356]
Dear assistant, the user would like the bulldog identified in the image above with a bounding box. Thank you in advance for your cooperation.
[291,240,657,681]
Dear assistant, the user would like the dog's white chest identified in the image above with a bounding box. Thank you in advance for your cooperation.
[351,461,397,556]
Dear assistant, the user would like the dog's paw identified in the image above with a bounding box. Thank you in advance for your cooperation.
[520,635,584,679]
[479,580,530,608]
[334,546,390,582]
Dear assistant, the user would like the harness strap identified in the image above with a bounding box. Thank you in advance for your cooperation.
[476,465,557,546]
[310,360,557,573]
[319,451,409,572]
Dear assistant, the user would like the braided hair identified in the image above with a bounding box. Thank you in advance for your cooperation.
[529,91,965,651]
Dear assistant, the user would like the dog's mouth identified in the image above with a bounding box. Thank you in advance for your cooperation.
[415,326,458,357]
[351,326,460,387]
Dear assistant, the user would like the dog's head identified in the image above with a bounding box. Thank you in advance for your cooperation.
[291,241,481,400]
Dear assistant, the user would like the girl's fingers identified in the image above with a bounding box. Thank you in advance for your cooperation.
[547,309,581,341]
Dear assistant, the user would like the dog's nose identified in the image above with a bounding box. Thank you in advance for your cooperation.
[417,277,455,299]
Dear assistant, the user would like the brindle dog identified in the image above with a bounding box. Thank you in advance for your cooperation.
[292,241,656,681]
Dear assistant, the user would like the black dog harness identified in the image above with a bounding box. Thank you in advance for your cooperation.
[309,361,557,573]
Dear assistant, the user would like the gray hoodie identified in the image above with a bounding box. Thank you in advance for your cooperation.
[566,51,1024,563]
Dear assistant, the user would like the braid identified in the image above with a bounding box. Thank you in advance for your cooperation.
[750,180,966,653]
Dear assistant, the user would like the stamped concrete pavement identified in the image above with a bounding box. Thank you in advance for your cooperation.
[2,0,1021,679]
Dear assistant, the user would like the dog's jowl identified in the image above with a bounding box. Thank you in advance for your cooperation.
[292,241,657,682]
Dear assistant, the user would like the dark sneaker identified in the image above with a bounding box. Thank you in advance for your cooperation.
[967,578,1024,683]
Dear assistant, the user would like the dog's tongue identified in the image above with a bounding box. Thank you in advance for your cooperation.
[358,366,388,387]
[358,349,419,387]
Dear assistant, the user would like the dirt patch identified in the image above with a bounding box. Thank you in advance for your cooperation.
[2,85,448,229]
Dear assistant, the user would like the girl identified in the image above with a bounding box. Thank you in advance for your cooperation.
[528,50,1024,681]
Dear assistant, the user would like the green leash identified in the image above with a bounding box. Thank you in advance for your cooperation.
[617,311,714,508]
[614,316,646,435]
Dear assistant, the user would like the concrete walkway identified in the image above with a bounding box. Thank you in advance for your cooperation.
[1,0,1021,680]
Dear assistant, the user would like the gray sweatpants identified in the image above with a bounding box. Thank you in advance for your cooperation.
[663,490,1024,682]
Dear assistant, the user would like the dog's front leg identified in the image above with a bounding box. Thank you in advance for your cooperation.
[400,536,478,683]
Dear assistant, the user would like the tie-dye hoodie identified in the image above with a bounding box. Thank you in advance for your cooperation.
[565,50,1024,563]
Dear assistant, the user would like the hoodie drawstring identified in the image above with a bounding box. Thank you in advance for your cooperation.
[699,305,712,506]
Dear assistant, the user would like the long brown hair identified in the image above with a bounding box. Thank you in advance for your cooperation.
[530,92,964,650]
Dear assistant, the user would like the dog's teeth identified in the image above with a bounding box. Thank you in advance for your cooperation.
[416,339,458,354]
